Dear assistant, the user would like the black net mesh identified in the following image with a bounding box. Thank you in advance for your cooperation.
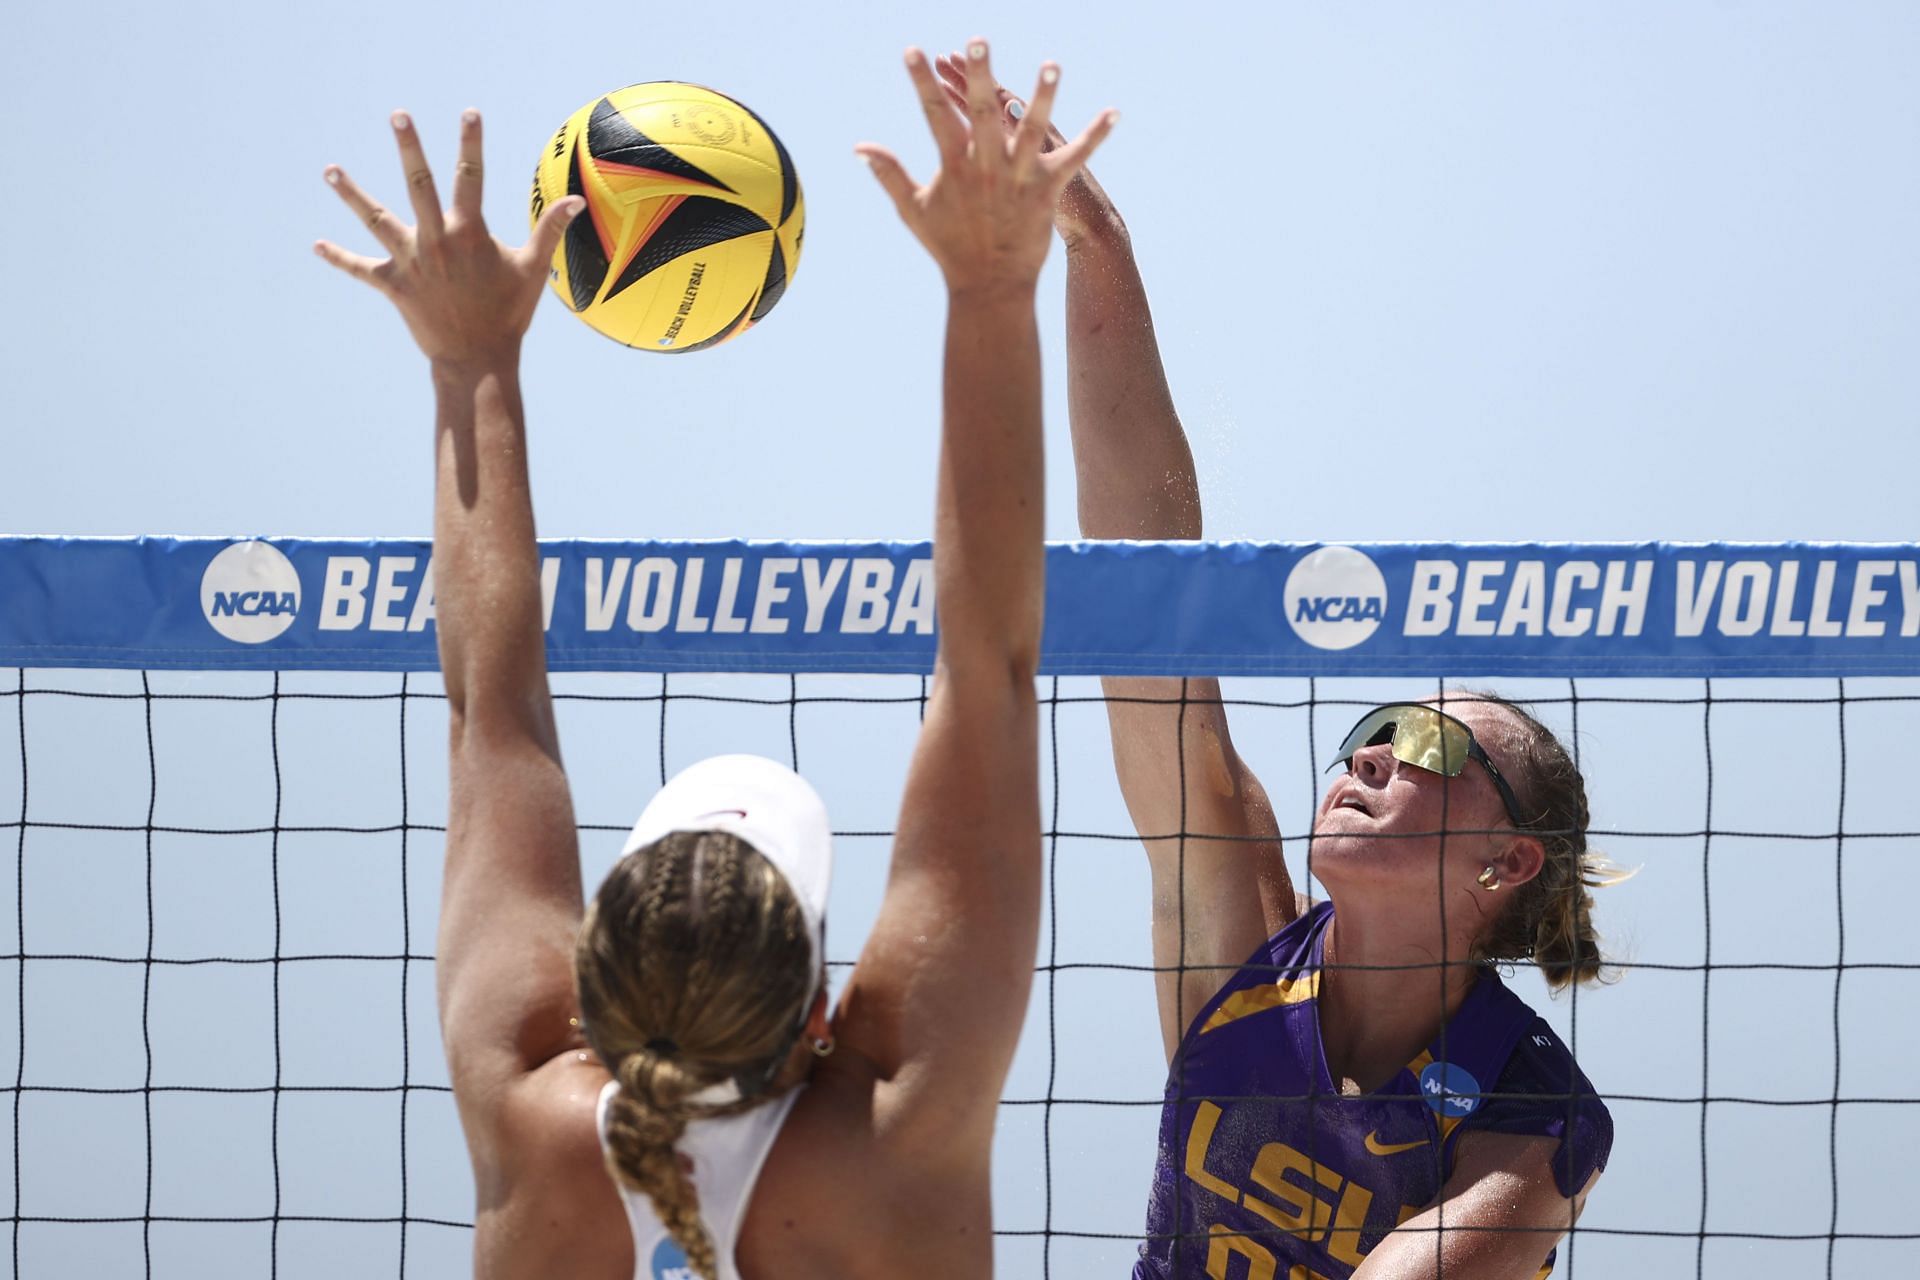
[3,667,1917,1277]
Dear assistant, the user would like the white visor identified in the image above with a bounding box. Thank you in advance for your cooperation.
[620,754,832,988]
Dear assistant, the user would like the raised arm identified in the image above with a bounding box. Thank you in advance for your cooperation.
[835,43,1115,1166]
[932,60,1295,1060]
[316,112,591,1139]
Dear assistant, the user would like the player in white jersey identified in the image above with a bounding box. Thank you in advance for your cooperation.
[316,40,1115,1280]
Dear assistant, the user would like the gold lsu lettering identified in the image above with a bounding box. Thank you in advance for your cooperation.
[1184,1101,1420,1279]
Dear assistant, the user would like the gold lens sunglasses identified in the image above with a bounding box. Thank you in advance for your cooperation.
[1327,703,1527,829]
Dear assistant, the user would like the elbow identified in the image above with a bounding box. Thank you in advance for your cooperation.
[1006,633,1041,689]
[447,690,560,760]
[931,592,1043,691]
[938,618,1041,688]
[931,643,1041,708]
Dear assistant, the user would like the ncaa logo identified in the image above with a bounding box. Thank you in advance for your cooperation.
[200,541,301,644]
[1283,546,1387,651]
[1419,1060,1482,1118]
[650,1238,694,1280]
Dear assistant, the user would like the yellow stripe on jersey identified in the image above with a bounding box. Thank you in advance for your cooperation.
[1199,972,1322,1035]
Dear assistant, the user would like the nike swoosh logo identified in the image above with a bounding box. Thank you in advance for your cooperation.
[696,809,749,820]
[1364,1132,1427,1156]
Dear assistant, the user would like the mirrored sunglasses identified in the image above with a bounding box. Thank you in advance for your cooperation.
[1327,702,1527,829]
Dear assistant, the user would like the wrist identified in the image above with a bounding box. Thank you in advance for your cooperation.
[944,276,1040,308]
[430,347,523,391]
[1061,209,1132,259]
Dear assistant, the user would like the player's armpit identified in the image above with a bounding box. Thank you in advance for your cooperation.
[1350,1132,1598,1280]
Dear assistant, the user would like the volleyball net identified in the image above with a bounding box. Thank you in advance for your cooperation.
[3,536,1917,1279]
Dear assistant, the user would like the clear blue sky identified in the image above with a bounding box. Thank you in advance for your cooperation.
[3,2,1917,1277]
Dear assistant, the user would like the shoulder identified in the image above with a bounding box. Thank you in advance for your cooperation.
[1460,1015,1613,1198]
[1494,1017,1607,1109]
[1276,896,1333,956]
[1272,897,1334,976]
[475,1055,632,1279]
[742,1052,994,1279]
[1236,897,1331,991]
[1217,897,1330,997]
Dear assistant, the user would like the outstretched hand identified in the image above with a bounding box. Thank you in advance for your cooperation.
[856,41,1117,294]
[315,111,584,368]
[930,51,1120,249]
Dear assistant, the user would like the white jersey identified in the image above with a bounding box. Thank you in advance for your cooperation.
[596,1080,802,1280]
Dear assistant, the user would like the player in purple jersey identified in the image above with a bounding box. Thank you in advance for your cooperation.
[933,59,1623,1279]
[1112,693,1618,1280]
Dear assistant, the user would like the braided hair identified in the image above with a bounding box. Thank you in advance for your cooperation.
[574,830,815,1278]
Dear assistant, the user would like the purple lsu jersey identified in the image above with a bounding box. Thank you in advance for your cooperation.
[1135,901,1611,1280]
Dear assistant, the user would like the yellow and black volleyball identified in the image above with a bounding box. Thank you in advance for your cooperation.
[531,83,803,352]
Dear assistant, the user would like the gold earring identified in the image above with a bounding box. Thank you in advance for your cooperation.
[809,1035,836,1058]
[1477,866,1502,892]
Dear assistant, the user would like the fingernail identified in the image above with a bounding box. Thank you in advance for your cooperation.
[1040,66,1059,85]
[391,111,410,130]
[1007,99,1025,120]
[462,109,479,126]
[968,41,987,60]
[324,166,342,185]
[1107,109,1121,126]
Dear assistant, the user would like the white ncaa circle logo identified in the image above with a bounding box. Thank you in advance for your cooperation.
[1283,546,1388,651]
[200,541,302,644]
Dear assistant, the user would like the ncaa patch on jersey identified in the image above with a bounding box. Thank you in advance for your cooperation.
[651,1237,695,1280]
[1419,1059,1482,1119]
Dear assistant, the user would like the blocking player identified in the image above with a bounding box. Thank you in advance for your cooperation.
[934,54,1616,1280]
[316,42,1113,1279]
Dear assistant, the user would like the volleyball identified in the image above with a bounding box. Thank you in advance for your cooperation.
[530,83,804,352]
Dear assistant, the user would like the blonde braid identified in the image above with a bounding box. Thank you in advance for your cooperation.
[602,1049,719,1279]
[575,830,817,1279]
